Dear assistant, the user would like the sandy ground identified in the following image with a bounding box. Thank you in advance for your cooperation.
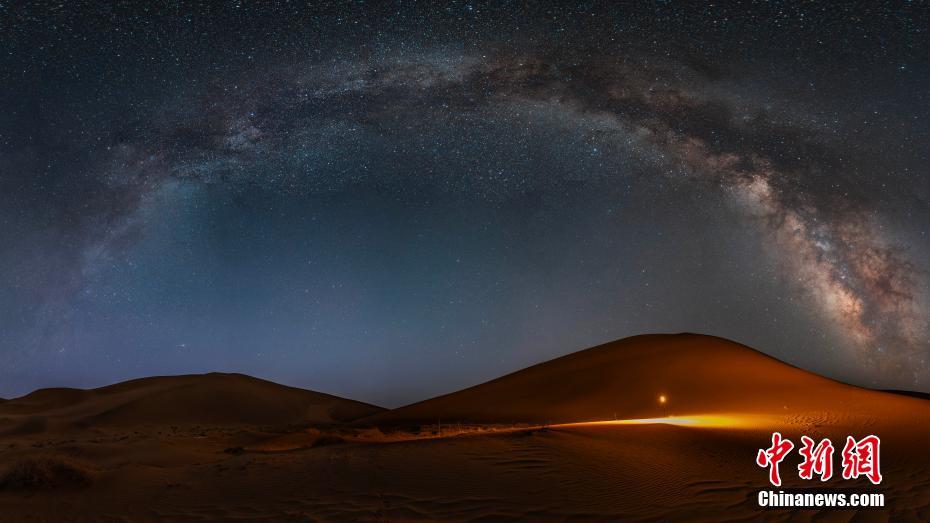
[2,334,929,521]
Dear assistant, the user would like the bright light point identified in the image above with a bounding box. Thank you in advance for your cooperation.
[658,394,667,404]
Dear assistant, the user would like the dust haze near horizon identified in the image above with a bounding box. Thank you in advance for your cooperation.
[1,2,929,407]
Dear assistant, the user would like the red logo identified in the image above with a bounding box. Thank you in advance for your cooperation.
[841,435,882,485]
[797,436,834,481]
[756,432,794,486]
[757,433,881,486]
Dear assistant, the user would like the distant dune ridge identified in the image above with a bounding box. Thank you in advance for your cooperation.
[0,334,921,433]
[0,373,384,435]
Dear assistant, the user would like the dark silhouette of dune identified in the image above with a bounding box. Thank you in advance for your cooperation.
[0,373,383,434]
[884,389,930,401]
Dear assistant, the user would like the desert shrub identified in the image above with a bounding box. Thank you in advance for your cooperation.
[507,427,547,438]
[310,434,345,448]
[0,456,92,490]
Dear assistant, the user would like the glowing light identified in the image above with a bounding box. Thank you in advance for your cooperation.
[554,414,775,430]
[658,394,667,404]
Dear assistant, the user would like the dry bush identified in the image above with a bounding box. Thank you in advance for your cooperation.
[0,456,92,490]
[310,434,345,448]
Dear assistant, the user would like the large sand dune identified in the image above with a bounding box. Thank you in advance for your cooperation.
[0,372,384,435]
[365,333,912,425]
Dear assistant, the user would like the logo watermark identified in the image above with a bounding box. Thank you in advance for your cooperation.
[755,432,883,509]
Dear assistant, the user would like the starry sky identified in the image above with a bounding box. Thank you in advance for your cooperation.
[1,2,928,406]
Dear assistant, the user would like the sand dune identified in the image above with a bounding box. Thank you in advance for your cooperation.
[0,373,383,435]
[365,333,922,425]
[2,334,930,521]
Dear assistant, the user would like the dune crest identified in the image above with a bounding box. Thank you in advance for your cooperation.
[0,373,383,434]
[364,333,919,425]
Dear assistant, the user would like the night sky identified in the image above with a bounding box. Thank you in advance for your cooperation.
[1,2,928,406]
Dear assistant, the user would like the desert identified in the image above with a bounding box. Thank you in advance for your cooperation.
[2,334,928,521]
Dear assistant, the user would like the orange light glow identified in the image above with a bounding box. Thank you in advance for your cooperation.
[658,394,667,404]
[555,414,773,430]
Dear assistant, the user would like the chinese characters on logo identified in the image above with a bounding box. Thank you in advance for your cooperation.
[840,435,882,484]
[798,435,833,481]
[756,432,881,486]
[756,432,794,486]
